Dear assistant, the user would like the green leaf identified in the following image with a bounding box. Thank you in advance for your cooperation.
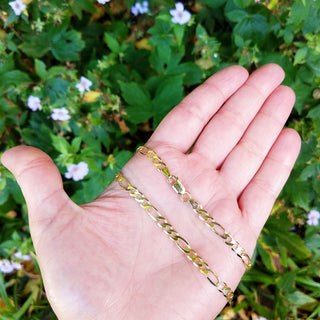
[104,33,120,53]
[12,294,34,319]
[47,66,68,79]
[302,6,320,34]
[265,212,311,260]
[257,240,278,273]
[241,269,275,285]
[294,47,308,65]
[286,290,317,307]
[44,78,69,102]
[0,53,14,75]
[148,18,174,65]
[8,180,24,205]
[51,134,70,155]
[51,30,85,62]
[225,9,247,23]
[35,59,47,79]
[173,24,184,46]
[296,276,320,291]
[287,0,311,26]
[0,70,31,87]
[305,233,320,252]
[71,137,82,153]
[0,184,9,206]
[283,29,294,45]
[198,0,227,8]
[69,0,96,19]
[153,75,184,127]
[233,0,251,8]
[291,83,311,114]
[104,150,133,185]
[276,271,296,291]
[124,106,153,124]
[19,33,50,58]
[119,82,152,109]
[0,274,14,312]
[113,150,133,172]
[168,62,203,86]
[306,49,320,78]
[120,81,153,124]
[195,24,208,42]
[71,172,106,204]
[299,163,320,181]
[307,105,320,120]
[234,14,268,44]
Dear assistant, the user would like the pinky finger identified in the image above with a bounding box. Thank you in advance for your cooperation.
[238,128,301,236]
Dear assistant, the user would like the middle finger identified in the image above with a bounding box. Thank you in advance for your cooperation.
[191,63,285,167]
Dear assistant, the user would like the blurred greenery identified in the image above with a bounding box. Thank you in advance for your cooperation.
[0,0,319,319]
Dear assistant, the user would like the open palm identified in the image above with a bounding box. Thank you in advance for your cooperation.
[2,64,301,320]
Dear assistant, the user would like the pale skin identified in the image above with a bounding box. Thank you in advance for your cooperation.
[2,64,301,320]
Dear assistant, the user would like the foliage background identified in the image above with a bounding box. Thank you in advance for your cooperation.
[0,0,319,319]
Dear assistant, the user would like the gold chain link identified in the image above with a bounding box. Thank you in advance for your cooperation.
[136,146,252,269]
[115,172,234,303]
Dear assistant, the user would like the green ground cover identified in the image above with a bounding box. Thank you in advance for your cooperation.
[0,0,319,318]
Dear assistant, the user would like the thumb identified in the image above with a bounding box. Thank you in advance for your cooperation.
[1,146,72,225]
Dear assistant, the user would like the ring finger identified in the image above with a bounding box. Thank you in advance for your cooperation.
[219,85,296,197]
[191,63,285,167]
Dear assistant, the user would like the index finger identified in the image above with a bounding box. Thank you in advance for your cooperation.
[148,65,249,153]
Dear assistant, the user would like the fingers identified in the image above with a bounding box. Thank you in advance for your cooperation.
[148,65,249,153]
[192,64,285,167]
[1,146,73,225]
[219,85,296,196]
[239,129,301,235]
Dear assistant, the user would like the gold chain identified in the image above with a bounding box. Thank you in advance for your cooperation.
[115,172,234,303]
[136,146,252,269]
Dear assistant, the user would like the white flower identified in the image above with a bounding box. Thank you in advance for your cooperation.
[307,210,320,226]
[51,107,71,121]
[75,76,93,93]
[14,251,31,261]
[97,0,110,4]
[0,260,14,273]
[0,259,24,273]
[170,2,191,25]
[253,317,268,320]
[65,162,89,181]
[11,262,22,270]
[9,0,26,16]
[131,1,149,16]
[27,95,41,111]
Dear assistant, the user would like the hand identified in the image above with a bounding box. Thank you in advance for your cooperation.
[1,64,301,320]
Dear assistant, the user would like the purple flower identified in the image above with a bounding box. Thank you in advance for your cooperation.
[11,262,22,270]
[9,0,26,16]
[131,1,149,16]
[27,95,41,111]
[0,259,23,273]
[65,162,89,181]
[51,107,71,121]
[75,76,92,93]
[14,251,31,261]
[97,0,110,4]
[170,2,191,25]
[0,260,14,273]
[306,210,320,226]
